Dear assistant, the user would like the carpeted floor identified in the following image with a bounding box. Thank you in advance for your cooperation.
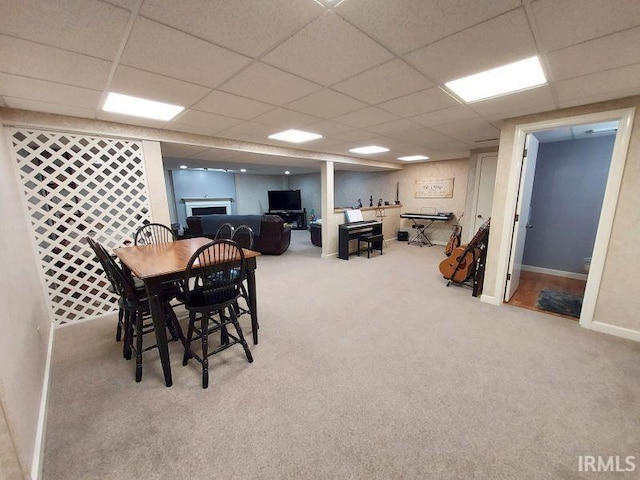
[43,231,640,479]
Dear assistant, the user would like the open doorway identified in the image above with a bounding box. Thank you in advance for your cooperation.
[506,123,617,320]
[498,108,635,329]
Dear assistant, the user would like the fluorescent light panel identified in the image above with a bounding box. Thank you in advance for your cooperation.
[268,129,322,143]
[103,92,184,120]
[398,155,429,161]
[445,56,547,103]
[349,146,389,154]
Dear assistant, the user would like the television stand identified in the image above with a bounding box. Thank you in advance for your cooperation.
[268,209,306,230]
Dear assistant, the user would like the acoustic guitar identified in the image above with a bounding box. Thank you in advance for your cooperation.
[444,213,464,256]
[439,218,490,283]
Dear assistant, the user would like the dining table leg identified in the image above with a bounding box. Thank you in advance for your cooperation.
[146,279,173,387]
[246,258,259,345]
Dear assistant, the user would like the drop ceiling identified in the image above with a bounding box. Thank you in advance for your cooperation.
[1,0,639,173]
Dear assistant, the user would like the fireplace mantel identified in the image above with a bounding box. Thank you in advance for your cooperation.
[184,198,233,216]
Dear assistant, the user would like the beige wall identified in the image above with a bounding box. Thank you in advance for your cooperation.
[0,124,52,479]
[483,95,640,334]
[234,174,287,215]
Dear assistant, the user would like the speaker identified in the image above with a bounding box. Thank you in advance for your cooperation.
[398,231,408,241]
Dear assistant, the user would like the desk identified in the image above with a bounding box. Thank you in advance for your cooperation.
[115,237,260,387]
[400,213,453,247]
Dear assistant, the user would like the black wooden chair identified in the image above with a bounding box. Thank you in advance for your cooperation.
[180,240,253,389]
[231,225,255,323]
[134,222,177,245]
[214,222,235,240]
[86,236,184,382]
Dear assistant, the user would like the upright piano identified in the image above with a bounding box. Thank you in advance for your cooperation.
[338,220,382,260]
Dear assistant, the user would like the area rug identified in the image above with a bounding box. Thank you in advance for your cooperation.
[536,289,583,318]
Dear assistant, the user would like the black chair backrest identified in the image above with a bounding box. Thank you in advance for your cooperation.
[86,236,138,301]
[184,240,245,306]
[134,223,176,245]
[231,224,254,250]
[214,222,235,241]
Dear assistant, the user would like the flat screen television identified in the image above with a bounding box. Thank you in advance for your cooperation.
[268,190,302,211]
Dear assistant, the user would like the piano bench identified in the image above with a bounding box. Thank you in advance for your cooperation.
[358,233,384,258]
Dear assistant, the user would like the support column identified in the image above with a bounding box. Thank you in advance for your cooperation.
[321,161,335,258]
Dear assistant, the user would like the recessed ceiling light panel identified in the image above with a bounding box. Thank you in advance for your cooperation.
[268,129,323,143]
[445,56,547,103]
[398,155,429,161]
[103,92,184,120]
[349,146,390,154]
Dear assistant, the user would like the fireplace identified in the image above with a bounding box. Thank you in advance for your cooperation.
[184,199,232,217]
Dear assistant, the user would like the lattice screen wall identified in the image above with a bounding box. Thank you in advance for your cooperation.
[8,128,152,325]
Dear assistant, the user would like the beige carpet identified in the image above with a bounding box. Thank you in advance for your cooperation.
[43,231,640,479]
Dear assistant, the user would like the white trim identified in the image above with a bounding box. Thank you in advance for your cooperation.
[490,107,636,334]
[55,310,118,328]
[590,321,640,342]
[184,199,232,217]
[480,294,501,305]
[521,265,588,281]
[30,326,55,480]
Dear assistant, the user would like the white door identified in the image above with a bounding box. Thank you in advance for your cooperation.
[473,154,498,234]
[505,134,539,301]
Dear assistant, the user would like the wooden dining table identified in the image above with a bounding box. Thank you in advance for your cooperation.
[114,237,260,387]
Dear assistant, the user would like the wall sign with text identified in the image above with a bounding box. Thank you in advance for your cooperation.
[414,178,454,198]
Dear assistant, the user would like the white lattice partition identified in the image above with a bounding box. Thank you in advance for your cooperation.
[7,128,152,325]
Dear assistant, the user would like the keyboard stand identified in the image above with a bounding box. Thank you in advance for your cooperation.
[407,218,434,247]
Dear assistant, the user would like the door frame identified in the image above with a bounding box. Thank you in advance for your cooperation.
[490,107,635,330]
[469,152,498,242]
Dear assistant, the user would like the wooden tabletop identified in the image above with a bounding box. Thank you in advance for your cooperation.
[114,237,260,280]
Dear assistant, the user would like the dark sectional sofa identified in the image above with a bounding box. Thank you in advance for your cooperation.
[186,214,292,255]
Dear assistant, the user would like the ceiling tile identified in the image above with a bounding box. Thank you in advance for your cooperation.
[261,12,393,86]
[252,108,320,130]
[389,127,457,148]
[191,91,274,120]
[555,62,640,106]
[140,0,325,57]
[430,118,500,145]
[110,66,211,107]
[286,89,367,118]
[173,110,244,133]
[405,8,537,84]
[333,59,433,104]
[0,73,101,109]
[216,121,276,143]
[547,26,640,82]
[0,35,110,90]
[332,107,399,128]
[532,0,640,52]
[469,86,556,121]
[365,119,423,136]
[219,62,321,105]
[331,129,378,143]
[302,120,354,137]
[3,97,96,119]
[120,18,252,88]
[411,105,479,128]
[336,0,522,54]
[377,87,460,117]
[0,0,130,60]
[101,0,139,10]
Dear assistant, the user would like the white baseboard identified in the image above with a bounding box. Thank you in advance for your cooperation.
[480,294,501,305]
[589,321,640,342]
[522,265,588,281]
[31,325,55,480]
